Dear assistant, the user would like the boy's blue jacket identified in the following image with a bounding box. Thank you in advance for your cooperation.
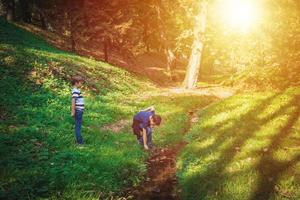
[133,110,155,129]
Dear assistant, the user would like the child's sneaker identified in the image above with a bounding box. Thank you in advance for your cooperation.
[77,144,85,149]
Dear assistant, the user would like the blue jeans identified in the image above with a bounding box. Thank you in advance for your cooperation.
[75,109,84,144]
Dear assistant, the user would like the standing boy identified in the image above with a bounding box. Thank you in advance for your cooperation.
[71,75,85,145]
[132,106,162,150]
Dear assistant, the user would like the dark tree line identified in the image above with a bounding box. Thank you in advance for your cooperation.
[0,0,188,76]
[1,0,300,88]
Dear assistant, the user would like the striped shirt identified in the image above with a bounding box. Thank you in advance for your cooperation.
[72,88,84,110]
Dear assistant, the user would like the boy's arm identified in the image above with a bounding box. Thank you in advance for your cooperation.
[142,128,149,150]
[141,106,155,112]
[71,98,76,116]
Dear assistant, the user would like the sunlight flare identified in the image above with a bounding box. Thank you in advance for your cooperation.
[218,0,261,31]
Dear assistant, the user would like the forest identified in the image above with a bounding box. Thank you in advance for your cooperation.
[1,0,300,199]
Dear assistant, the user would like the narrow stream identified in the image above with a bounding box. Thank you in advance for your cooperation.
[125,110,199,200]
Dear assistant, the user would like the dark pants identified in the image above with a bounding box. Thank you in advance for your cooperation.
[138,127,153,147]
[132,120,153,147]
[75,109,84,144]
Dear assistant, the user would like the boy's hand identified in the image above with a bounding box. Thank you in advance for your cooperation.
[149,106,155,111]
[71,111,75,117]
[144,145,149,150]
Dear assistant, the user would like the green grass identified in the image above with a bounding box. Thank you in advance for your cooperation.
[140,93,217,147]
[0,18,154,199]
[177,87,300,200]
[0,18,217,199]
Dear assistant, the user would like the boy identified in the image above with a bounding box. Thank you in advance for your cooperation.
[132,106,162,150]
[71,75,85,145]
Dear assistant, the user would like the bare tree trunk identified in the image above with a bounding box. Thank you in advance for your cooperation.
[183,1,207,89]
[70,32,76,52]
[31,4,47,29]
[67,0,76,53]
[19,0,31,23]
[104,38,109,62]
[155,0,174,80]
[6,0,15,22]
[40,13,47,29]
[82,0,89,27]
[69,14,76,52]
[166,48,175,78]
[143,22,150,52]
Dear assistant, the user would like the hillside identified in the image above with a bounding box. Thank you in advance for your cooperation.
[0,18,153,199]
[15,22,188,87]
[0,18,216,199]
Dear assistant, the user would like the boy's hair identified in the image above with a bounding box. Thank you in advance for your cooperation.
[152,115,162,126]
[71,75,84,86]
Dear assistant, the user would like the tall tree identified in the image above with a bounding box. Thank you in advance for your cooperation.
[183,1,207,89]
[19,0,31,23]
[4,0,15,22]
[155,0,175,79]
[65,0,81,53]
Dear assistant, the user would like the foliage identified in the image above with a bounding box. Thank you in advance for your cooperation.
[214,64,300,91]
[200,0,300,86]
[2,0,300,88]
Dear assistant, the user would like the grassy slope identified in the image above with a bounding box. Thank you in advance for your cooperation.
[0,19,216,199]
[0,18,153,199]
[178,87,300,200]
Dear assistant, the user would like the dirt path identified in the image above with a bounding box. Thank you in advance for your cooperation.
[130,143,185,200]
[140,86,235,100]
[124,88,232,200]
[123,110,201,200]
[101,119,131,133]
[107,87,233,200]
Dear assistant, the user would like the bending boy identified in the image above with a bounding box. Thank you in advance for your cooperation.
[132,106,162,150]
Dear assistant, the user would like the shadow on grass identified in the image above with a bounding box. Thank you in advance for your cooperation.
[1,46,68,198]
[250,94,300,200]
[180,91,300,200]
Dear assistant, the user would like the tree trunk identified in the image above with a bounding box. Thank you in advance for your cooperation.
[82,0,89,27]
[40,13,47,29]
[155,0,174,79]
[166,48,175,79]
[104,39,109,62]
[67,0,76,53]
[31,4,47,29]
[71,32,76,52]
[69,15,76,52]
[19,0,31,23]
[183,1,207,89]
[6,0,15,22]
[143,22,150,52]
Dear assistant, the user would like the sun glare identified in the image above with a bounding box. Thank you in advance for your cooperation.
[219,0,261,31]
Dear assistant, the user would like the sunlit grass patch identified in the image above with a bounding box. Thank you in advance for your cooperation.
[0,18,152,199]
[178,87,300,200]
